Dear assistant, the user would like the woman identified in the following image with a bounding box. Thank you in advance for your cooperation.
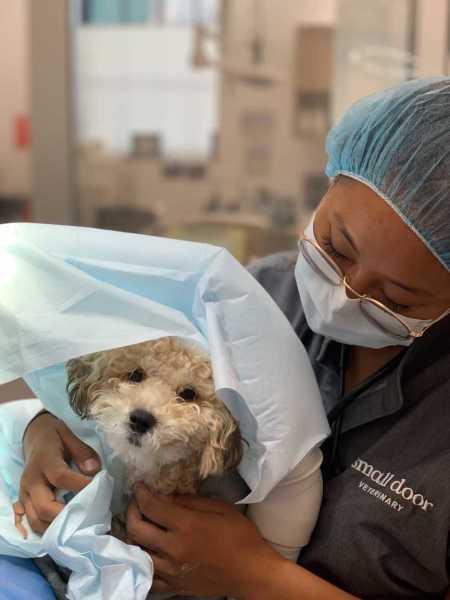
[18,78,450,598]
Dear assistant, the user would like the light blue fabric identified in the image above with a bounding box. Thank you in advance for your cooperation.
[0,556,56,600]
[0,398,152,599]
[326,77,450,271]
[0,223,330,600]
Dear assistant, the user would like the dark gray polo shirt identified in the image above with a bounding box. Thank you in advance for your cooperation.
[249,251,450,600]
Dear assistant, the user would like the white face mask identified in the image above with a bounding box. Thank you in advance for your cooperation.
[295,218,436,349]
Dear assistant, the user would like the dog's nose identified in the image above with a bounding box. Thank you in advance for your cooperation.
[129,409,157,435]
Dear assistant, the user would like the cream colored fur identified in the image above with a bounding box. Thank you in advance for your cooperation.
[66,337,242,496]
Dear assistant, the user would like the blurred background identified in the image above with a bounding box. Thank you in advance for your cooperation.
[1,0,450,400]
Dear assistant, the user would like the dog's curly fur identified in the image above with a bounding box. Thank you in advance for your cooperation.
[66,337,243,496]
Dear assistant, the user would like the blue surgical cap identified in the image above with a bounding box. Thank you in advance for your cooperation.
[325,77,450,271]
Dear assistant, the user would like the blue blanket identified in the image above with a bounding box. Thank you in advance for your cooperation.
[0,556,56,600]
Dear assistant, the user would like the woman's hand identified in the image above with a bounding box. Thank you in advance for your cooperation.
[127,482,286,599]
[17,412,101,534]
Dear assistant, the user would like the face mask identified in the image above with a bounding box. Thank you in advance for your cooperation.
[295,218,435,349]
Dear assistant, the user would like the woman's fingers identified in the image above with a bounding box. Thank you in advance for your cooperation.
[150,576,172,594]
[150,553,185,579]
[21,474,63,523]
[20,472,64,524]
[149,555,195,595]
[133,482,184,530]
[21,492,50,534]
[173,493,232,514]
[57,422,101,475]
[19,412,99,533]
[20,461,88,533]
[127,493,198,595]
[126,498,170,553]
[44,460,94,493]
[149,553,195,596]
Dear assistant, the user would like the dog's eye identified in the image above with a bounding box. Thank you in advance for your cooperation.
[128,369,144,383]
[178,387,197,401]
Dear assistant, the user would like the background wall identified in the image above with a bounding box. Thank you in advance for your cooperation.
[0,0,33,402]
[0,0,31,196]
[217,0,336,216]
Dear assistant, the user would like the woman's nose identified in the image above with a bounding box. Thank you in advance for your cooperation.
[344,267,374,300]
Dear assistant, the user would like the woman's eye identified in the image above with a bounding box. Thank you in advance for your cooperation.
[128,369,144,383]
[321,237,347,261]
[383,298,409,313]
[177,387,197,401]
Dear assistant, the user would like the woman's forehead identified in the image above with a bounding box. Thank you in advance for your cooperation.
[321,178,450,296]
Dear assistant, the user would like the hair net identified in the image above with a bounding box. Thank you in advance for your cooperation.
[325,77,450,271]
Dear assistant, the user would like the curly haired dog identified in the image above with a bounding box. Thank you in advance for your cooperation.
[66,337,243,497]
[15,336,322,599]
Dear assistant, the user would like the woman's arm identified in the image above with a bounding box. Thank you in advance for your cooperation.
[244,559,359,600]
[127,483,359,600]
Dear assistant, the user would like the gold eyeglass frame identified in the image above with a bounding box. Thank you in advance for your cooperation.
[299,235,449,340]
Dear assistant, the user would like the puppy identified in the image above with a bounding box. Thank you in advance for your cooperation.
[13,338,243,600]
[16,337,318,598]
[66,337,243,498]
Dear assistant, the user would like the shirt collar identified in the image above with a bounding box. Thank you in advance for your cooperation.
[315,336,342,372]
[315,336,407,433]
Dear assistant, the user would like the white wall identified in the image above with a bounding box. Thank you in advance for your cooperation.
[74,26,218,156]
[0,0,30,195]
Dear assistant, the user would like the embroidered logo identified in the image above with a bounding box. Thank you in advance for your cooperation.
[351,458,434,512]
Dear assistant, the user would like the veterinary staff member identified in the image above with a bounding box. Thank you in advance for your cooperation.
[20,78,450,599]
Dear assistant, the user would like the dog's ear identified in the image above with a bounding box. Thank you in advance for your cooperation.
[222,424,243,471]
[66,357,94,419]
[199,418,243,479]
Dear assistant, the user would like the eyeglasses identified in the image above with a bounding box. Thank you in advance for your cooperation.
[299,234,449,340]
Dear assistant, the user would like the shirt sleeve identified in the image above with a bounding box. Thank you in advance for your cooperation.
[246,446,323,562]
